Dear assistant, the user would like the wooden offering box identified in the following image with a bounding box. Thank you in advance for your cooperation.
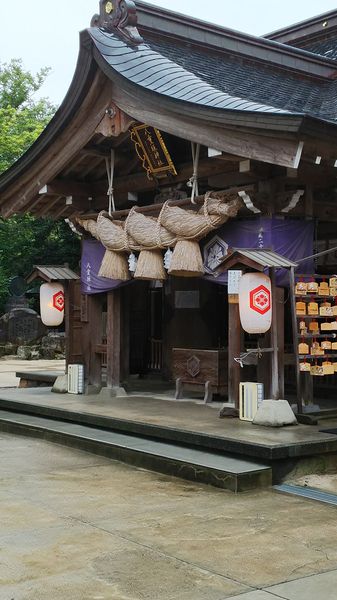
[172,348,227,402]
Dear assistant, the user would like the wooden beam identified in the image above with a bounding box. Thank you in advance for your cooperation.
[38,195,63,217]
[39,180,104,197]
[305,185,314,219]
[208,172,256,188]
[40,157,242,201]
[112,86,306,168]
[80,146,110,158]
[79,186,247,221]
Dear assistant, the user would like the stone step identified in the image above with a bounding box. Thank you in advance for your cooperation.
[0,409,271,493]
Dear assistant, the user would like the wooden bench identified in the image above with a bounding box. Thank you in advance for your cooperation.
[16,371,64,388]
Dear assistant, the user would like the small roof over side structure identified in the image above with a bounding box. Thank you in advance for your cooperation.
[26,265,80,284]
[217,249,298,272]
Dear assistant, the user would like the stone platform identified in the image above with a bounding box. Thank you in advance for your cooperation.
[0,387,337,489]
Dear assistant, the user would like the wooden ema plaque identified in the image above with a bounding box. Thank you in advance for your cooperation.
[294,274,337,377]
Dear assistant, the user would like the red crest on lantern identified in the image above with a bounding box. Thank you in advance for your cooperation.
[249,285,271,315]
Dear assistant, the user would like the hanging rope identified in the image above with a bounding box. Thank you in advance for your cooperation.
[105,149,115,215]
[187,142,200,204]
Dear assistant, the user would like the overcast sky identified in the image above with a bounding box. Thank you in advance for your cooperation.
[1,0,336,105]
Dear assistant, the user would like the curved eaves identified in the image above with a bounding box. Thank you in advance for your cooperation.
[88,27,292,117]
[0,35,97,194]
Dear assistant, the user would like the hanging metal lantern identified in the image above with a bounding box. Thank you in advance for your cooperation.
[40,282,65,326]
[239,272,272,334]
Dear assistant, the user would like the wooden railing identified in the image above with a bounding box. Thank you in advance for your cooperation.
[148,338,163,371]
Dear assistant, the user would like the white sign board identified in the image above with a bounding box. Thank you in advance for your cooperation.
[228,270,242,295]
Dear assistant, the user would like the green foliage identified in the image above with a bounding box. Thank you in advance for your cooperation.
[0,59,55,173]
[0,60,81,312]
[0,216,80,308]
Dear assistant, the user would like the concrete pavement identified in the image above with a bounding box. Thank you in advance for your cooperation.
[0,357,65,387]
[2,433,337,599]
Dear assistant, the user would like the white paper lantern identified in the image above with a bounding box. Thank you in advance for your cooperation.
[40,282,65,326]
[238,272,272,334]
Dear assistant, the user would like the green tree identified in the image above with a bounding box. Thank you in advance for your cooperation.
[0,59,55,172]
[0,60,80,312]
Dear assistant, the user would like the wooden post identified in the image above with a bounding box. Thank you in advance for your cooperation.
[303,185,314,405]
[64,281,70,369]
[257,330,272,398]
[228,298,241,408]
[121,286,130,382]
[277,287,285,399]
[270,267,280,400]
[289,266,303,413]
[106,288,121,388]
[88,294,103,386]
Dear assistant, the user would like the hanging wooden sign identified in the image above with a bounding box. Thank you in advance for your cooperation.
[323,361,335,375]
[307,281,318,293]
[310,341,323,355]
[295,281,307,295]
[310,365,324,376]
[308,301,319,315]
[130,124,177,180]
[320,306,333,316]
[309,320,319,332]
[296,301,306,315]
[298,342,309,354]
[318,282,329,295]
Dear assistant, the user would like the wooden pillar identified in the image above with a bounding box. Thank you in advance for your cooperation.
[64,281,70,369]
[304,185,314,405]
[106,288,122,388]
[120,287,130,382]
[82,294,102,387]
[270,268,280,400]
[257,330,272,398]
[228,300,241,408]
[290,266,303,413]
[277,287,285,399]
[90,295,103,386]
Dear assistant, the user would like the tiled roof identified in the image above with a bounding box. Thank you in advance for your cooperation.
[88,26,337,123]
[88,27,290,115]
[145,34,329,119]
[299,37,337,62]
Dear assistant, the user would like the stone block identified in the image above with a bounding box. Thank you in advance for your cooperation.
[253,400,298,428]
[41,332,66,353]
[17,346,32,360]
[99,386,127,399]
[0,308,46,344]
[52,374,68,394]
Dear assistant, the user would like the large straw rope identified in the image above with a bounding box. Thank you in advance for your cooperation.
[79,192,241,250]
